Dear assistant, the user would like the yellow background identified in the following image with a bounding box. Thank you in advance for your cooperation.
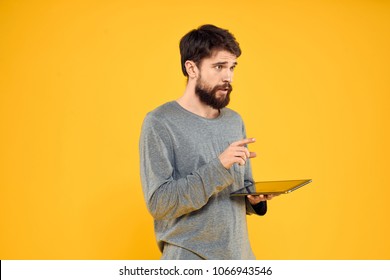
[1,0,389,259]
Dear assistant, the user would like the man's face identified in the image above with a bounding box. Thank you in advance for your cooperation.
[195,50,237,110]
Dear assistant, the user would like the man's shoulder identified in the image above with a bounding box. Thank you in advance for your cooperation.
[145,101,177,119]
[144,102,243,124]
[142,101,179,129]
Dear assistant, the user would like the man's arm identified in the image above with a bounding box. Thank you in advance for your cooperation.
[139,115,234,221]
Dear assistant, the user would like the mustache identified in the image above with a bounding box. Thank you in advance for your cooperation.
[214,83,232,91]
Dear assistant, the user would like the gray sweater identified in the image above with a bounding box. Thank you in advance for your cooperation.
[139,101,264,259]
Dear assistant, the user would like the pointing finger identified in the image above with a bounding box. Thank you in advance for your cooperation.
[231,138,256,147]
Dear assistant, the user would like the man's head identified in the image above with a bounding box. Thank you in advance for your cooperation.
[180,25,241,110]
[179,24,241,77]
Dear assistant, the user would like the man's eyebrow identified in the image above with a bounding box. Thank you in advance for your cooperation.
[211,61,238,66]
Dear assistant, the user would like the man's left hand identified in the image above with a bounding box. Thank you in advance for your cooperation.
[247,194,277,205]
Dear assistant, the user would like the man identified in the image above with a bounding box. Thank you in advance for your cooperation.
[139,24,275,260]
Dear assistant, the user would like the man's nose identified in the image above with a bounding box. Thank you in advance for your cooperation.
[223,70,233,83]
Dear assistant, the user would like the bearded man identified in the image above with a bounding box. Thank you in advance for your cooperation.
[139,24,274,260]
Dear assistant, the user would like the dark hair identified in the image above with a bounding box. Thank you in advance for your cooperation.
[179,24,241,77]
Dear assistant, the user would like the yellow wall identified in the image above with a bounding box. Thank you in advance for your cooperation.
[1,0,389,259]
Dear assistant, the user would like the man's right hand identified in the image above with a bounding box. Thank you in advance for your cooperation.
[218,138,257,169]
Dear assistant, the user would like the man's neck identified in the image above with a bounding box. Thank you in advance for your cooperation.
[177,89,220,119]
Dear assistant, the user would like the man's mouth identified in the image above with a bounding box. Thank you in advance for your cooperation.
[217,84,231,93]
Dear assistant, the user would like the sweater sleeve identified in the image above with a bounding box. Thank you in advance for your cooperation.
[139,114,234,221]
[247,200,267,216]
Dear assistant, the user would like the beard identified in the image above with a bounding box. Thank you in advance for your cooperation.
[195,77,232,110]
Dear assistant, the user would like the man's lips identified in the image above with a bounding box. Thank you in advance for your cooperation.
[217,89,228,96]
[216,84,231,92]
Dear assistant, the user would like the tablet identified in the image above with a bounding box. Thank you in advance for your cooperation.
[230,179,312,196]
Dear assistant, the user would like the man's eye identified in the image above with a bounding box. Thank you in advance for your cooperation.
[215,65,222,70]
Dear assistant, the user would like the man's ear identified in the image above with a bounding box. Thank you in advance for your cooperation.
[184,60,199,79]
